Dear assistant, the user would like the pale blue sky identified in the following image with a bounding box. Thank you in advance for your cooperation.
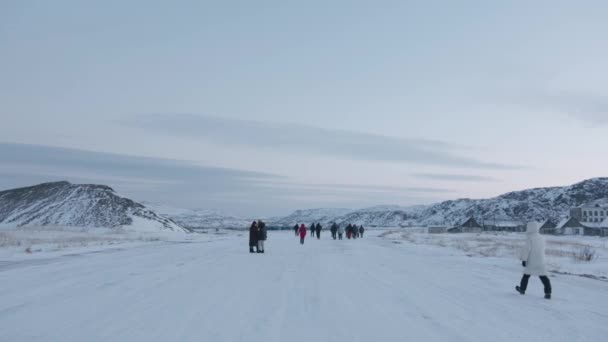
[1,1,607,216]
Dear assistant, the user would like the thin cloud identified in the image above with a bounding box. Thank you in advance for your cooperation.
[0,143,449,216]
[116,114,522,170]
[522,90,608,125]
[412,173,498,182]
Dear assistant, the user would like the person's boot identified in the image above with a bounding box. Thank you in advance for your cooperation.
[544,294,551,299]
[515,286,525,295]
[250,247,254,253]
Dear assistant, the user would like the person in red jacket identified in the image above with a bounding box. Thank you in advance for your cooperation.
[299,223,307,245]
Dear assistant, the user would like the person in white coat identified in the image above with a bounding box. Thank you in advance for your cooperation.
[516,222,552,299]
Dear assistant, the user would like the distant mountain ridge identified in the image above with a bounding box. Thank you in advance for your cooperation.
[0,181,187,232]
[268,178,608,227]
[143,202,253,230]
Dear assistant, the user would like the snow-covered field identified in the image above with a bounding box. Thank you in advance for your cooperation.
[1,230,607,341]
[0,226,200,262]
[381,230,608,279]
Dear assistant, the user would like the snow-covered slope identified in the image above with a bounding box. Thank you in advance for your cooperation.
[271,178,608,227]
[416,177,608,226]
[269,208,354,226]
[143,202,253,230]
[0,181,187,232]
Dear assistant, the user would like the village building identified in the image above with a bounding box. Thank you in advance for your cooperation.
[555,217,586,235]
[427,226,448,234]
[538,219,558,235]
[482,220,526,232]
[449,217,482,233]
[570,204,608,224]
[581,216,608,237]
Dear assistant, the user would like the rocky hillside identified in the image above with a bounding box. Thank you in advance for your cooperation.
[416,177,608,226]
[0,181,187,232]
[270,178,608,227]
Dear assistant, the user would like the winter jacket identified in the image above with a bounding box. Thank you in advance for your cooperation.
[359,226,364,234]
[316,224,322,234]
[249,223,258,247]
[258,222,267,241]
[299,224,307,238]
[330,224,337,233]
[520,222,547,276]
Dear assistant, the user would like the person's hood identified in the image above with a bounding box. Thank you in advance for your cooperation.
[526,221,541,235]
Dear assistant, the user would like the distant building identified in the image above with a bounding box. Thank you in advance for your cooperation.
[482,220,526,232]
[570,204,608,224]
[539,219,558,235]
[449,217,482,233]
[427,226,448,234]
[580,217,608,237]
[555,217,585,235]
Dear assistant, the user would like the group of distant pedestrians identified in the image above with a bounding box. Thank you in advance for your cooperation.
[249,220,267,253]
[344,223,364,239]
[293,222,364,244]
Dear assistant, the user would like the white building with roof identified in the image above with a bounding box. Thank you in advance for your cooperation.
[570,204,608,224]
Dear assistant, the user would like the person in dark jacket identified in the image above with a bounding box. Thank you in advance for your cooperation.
[359,225,365,238]
[256,220,267,253]
[316,223,322,239]
[294,223,299,236]
[310,223,316,240]
[330,223,338,240]
[249,221,258,253]
[346,224,352,239]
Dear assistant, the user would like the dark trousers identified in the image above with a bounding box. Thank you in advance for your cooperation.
[300,237,305,244]
[338,233,343,240]
[520,274,552,294]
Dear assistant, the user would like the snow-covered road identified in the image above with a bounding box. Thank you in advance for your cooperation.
[1,231,607,341]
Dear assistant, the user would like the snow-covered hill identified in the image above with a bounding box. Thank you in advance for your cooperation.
[416,177,608,226]
[269,208,353,227]
[0,181,187,233]
[143,202,253,230]
[270,178,608,227]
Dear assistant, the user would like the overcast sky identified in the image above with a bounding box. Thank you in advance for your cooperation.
[1,1,607,216]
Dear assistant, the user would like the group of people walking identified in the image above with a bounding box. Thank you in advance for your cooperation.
[247,219,553,299]
[249,220,267,253]
[293,222,364,244]
[343,223,364,239]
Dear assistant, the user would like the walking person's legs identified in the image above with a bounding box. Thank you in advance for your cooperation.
[516,274,531,294]
[257,240,264,253]
[540,276,552,299]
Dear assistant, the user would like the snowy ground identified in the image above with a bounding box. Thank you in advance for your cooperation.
[0,226,199,261]
[381,230,608,279]
[1,230,607,342]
